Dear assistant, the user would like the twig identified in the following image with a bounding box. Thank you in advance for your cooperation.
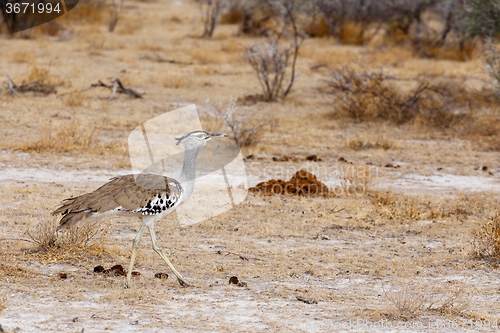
[215,250,263,261]
[7,75,18,96]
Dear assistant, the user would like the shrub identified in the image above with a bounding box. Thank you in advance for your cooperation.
[459,0,500,38]
[242,38,292,101]
[322,65,478,126]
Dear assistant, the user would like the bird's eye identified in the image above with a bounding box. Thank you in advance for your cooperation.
[197,134,203,139]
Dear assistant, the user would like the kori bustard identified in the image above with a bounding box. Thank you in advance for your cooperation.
[52,130,228,287]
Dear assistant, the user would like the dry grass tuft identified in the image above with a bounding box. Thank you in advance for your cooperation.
[25,216,109,254]
[383,280,427,319]
[10,51,34,64]
[63,92,85,107]
[383,279,470,319]
[346,136,394,151]
[162,75,189,89]
[17,122,124,154]
[471,211,500,262]
[369,192,488,222]
[28,65,51,83]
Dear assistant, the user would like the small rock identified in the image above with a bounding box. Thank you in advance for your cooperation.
[154,273,169,279]
[93,265,105,273]
[72,317,78,322]
[237,281,247,287]
[320,235,330,240]
[297,296,317,304]
[229,276,239,285]
[482,166,488,171]
[59,273,67,279]
[131,271,140,276]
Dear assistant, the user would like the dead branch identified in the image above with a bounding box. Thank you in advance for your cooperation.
[5,75,56,95]
[60,79,144,99]
[7,75,18,96]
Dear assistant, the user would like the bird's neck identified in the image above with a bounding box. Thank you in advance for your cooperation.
[179,146,200,203]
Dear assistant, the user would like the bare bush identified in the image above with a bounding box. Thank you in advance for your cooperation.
[199,0,226,38]
[242,0,307,100]
[26,216,109,253]
[243,38,292,101]
[204,99,269,148]
[471,211,500,261]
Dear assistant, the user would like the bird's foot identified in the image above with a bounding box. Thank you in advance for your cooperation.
[178,278,194,287]
[125,280,132,289]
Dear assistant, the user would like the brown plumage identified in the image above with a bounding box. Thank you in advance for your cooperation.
[52,174,182,229]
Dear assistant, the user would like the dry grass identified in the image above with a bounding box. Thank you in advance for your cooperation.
[346,136,394,151]
[25,215,109,254]
[63,92,85,107]
[369,191,490,222]
[383,278,470,320]
[471,211,500,262]
[162,75,189,89]
[10,51,34,64]
[16,122,124,154]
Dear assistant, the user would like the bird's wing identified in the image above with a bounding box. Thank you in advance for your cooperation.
[52,174,182,215]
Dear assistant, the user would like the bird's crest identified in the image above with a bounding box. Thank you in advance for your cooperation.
[175,130,206,145]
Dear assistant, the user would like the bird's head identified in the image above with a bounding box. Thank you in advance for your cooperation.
[175,130,228,149]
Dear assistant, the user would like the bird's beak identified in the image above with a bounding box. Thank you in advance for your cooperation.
[209,133,228,139]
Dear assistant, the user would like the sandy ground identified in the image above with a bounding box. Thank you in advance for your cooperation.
[1,0,500,332]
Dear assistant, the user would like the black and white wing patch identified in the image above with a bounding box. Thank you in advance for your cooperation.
[135,192,180,215]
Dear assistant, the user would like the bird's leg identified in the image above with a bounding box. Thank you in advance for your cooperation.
[148,225,194,287]
[126,224,147,288]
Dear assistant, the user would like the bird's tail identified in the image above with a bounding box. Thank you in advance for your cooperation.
[56,211,94,230]
[52,196,95,230]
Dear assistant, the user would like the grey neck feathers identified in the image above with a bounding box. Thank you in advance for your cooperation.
[178,146,201,203]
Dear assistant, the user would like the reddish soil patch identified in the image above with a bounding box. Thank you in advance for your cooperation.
[249,170,330,196]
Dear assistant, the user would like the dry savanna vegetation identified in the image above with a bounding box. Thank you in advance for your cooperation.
[0,0,500,332]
